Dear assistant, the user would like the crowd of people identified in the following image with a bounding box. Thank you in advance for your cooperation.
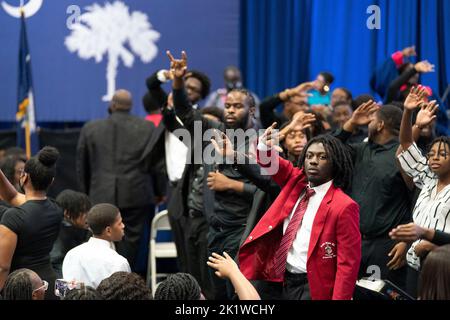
[0,45,450,300]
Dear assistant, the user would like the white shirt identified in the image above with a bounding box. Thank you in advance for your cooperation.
[165,130,188,182]
[62,237,131,288]
[398,142,450,270]
[284,180,333,273]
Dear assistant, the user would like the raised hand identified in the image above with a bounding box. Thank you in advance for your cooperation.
[211,129,234,159]
[260,122,283,152]
[402,45,417,57]
[404,86,429,110]
[166,50,187,79]
[291,81,315,96]
[414,60,435,73]
[207,252,239,279]
[350,100,379,126]
[280,112,316,140]
[415,100,438,128]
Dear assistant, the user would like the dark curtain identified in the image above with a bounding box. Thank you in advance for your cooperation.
[240,0,450,107]
[39,128,81,198]
[0,130,17,150]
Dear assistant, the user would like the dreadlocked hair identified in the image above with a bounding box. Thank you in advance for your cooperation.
[297,134,354,191]
[63,286,103,300]
[2,269,34,300]
[154,273,201,300]
[96,272,152,300]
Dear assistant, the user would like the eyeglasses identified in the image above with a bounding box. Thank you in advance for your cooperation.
[185,84,202,94]
[33,280,48,292]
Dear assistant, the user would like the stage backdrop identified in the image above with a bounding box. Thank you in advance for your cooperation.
[241,0,450,104]
[0,0,239,122]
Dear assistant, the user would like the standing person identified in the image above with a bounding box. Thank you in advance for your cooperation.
[167,51,259,299]
[204,66,260,110]
[76,89,156,270]
[62,204,130,289]
[142,68,211,274]
[0,147,63,300]
[393,86,450,296]
[335,101,412,293]
[238,125,361,300]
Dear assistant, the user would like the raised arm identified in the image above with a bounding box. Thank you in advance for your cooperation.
[207,252,260,300]
[0,169,26,207]
[385,60,435,103]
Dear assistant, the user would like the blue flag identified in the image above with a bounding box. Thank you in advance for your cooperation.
[16,11,38,158]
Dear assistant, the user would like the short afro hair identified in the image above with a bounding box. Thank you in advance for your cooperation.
[185,70,211,99]
[377,104,403,136]
[86,203,119,235]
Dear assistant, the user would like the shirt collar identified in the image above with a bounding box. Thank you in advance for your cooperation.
[308,180,333,197]
[89,237,116,250]
[368,138,398,150]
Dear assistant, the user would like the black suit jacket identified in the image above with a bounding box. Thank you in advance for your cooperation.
[76,111,155,208]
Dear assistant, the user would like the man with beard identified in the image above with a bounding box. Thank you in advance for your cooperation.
[167,51,259,299]
[335,101,413,297]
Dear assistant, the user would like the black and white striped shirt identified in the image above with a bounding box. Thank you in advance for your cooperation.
[398,143,450,270]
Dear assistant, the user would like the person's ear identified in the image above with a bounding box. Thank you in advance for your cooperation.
[378,120,385,132]
[105,226,112,236]
[31,290,38,300]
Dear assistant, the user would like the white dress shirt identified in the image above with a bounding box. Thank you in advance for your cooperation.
[284,180,333,274]
[165,130,188,182]
[62,237,131,288]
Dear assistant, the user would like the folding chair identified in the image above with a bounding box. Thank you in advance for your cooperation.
[146,209,177,293]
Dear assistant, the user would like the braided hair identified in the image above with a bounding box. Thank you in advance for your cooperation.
[154,273,201,300]
[297,134,354,191]
[2,269,34,300]
[97,272,152,300]
[63,286,103,300]
[428,136,450,160]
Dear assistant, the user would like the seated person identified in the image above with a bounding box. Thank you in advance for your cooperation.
[154,273,203,300]
[96,272,152,300]
[50,189,92,278]
[62,204,130,288]
[207,252,260,300]
[2,268,47,300]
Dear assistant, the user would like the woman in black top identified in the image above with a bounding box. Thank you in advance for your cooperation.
[0,147,63,300]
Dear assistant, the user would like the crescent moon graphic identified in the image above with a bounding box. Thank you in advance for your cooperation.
[1,0,43,18]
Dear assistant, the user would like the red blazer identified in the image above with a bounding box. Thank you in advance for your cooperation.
[239,152,361,300]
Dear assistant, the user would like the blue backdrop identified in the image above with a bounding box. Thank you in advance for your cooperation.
[241,0,450,105]
[0,0,239,122]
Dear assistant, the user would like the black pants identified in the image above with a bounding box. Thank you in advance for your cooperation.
[167,184,189,273]
[207,224,246,300]
[185,213,214,300]
[406,265,420,299]
[252,281,284,300]
[356,237,407,299]
[282,272,311,300]
[116,205,153,271]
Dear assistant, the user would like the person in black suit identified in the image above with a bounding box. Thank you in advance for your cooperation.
[141,69,211,274]
[76,89,157,270]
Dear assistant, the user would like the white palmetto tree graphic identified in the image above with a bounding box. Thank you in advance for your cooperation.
[65,1,160,101]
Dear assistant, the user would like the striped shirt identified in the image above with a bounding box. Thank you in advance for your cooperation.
[398,143,450,270]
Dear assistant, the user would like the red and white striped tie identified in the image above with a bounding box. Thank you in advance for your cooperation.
[273,187,315,278]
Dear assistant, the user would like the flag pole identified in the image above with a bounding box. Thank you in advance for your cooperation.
[25,121,31,159]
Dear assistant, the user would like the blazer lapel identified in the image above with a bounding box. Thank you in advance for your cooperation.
[307,185,335,260]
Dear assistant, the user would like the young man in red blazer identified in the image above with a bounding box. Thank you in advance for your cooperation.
[238,120,361,300]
